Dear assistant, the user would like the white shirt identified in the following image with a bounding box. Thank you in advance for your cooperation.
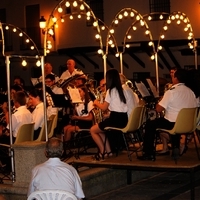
[60,69,83,82]
[122,84,139,118]
[159,83,198,122]
[9,105,33,137]
[32,102,44,130]
[39,72,59,83]
[75,100,94,116]
[27,158,85,199]
[105,88,128,113]
[52,86,63,94]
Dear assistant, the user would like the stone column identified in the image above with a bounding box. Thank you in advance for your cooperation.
[12,141,47,187]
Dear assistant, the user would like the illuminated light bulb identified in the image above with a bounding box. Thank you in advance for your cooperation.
[177,20,181,25]
[55,24,58,28]
[171,15,175,20]
[118,14,123,19]
[13,28,17,32]
[159,15,163,20]
[160,34,165,39]
[36,60,41,67]
[124,11,128,17]
[130,12,134,17]
[127,35,131,39]
[30,46,34,50]
[86,16,90,20]
[52,17,57,23]
[114,19,119,24]
[111,44,115,48]
[47,40,51,44]
[22,60,27,67]
[184,18,188,23]
[26,39,30,43]
[151,55,155,60]
[48,29,54,35]
[61,18,65,23]
[95,34,100,39]
[46,49,50,54]
[98,49,103,54]
[167,19,171,24]
[19,32,23,37]
[180,15,184,20]
[148,41,153,46]
[93,21,98,27]
[136,15,140,20]
[108,40,113,45]
[65,1,70,7]
[86,11,91,17]
[73,1,78,7]
[148,15,152,20]
[101,26,105,30]
[47,43,52,49]
[145,30,149,35]
[78,14,81,19]
[5,26,9,30]
[109,29,114,34]
[80,4,85,10]
[188,36,192,40]
[140,20,145,26]
[115,53,119,57]
[158,46,162,50]
[132,26,137,31]
[175,14,179,19]
[189,32,193,36]
[69,15,73,20]
[184,27,188,32]
[163,26,168,30]
[187,24,191,28]
[189,44,193,49]
[58,7,63,13]
[126,44,130,48]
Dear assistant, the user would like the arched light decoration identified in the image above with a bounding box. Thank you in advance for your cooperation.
[0,22,41,59]
[43,0,104,56]
[157,11,197,56]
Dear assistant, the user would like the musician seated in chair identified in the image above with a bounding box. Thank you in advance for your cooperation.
[63,86,94,141]
[28,89,44,140]
[0,91,33,144]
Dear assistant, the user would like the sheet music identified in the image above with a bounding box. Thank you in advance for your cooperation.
[135,81,150,97]
[146,79,159,98]
[68,88,83,103]
[31,78,40,86]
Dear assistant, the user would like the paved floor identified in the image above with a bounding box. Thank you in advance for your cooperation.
[89,171,200,200]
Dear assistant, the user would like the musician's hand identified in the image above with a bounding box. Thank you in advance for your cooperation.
[93,99,99,107]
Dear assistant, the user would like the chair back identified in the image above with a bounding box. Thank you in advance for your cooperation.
[196,107,200,130]
[171,107,197,134]
[122,106,145,133]
[14,123,35,144]
[48,114,57,138]
[27,189,77,200]
[35,119,53,141]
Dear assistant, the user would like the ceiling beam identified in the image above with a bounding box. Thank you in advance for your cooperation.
[158,51,171,70]
[164,46,182,68]
[79,52,99,69]
[67,54,85,68]
[128,52,145,68]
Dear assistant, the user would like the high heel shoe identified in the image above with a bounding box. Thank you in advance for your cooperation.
[105,152,113,158]
[92,152,104,161]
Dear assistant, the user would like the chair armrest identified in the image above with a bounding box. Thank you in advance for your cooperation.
[0,143,10,148]
[104,127,122,131]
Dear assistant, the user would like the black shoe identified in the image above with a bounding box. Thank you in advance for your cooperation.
[171,148,180,163]
[156,151,170,156]
[137,154,155,161]
[179,145,188,156]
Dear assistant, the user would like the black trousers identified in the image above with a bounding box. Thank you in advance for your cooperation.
[143,117,180,155]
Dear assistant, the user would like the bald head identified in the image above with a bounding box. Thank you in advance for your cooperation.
[66,59,76,74]
[44,63,53,75]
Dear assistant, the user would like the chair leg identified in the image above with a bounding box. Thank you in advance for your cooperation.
[193,132,200,160]
[122,133,132,161]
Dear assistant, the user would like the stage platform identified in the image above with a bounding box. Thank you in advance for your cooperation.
[68,144,200,200]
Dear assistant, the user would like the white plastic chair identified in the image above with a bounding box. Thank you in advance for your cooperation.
[27,190,78,200]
